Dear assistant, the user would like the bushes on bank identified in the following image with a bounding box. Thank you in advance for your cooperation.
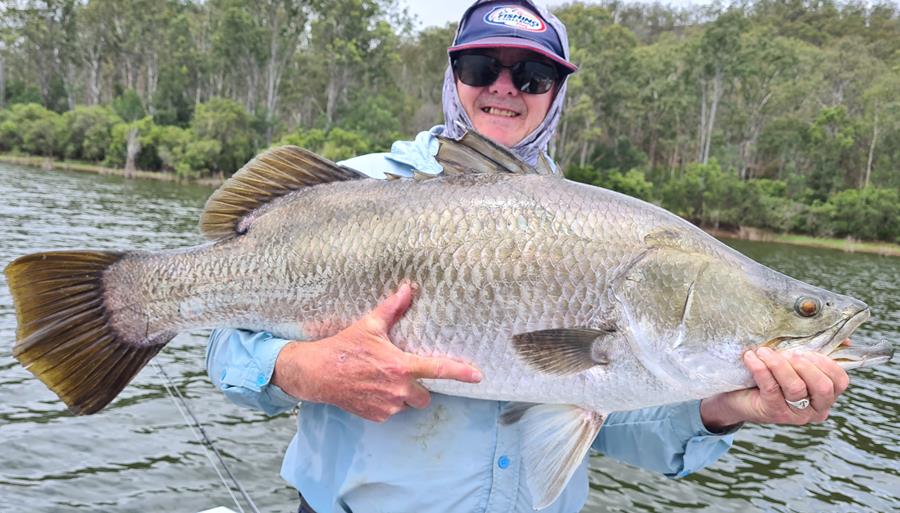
[566,159,900,243]
[277,127,376,162]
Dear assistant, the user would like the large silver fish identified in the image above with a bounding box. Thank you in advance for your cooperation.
[5,132,893,509]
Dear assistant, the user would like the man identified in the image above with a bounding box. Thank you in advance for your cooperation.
[206,1,850,512]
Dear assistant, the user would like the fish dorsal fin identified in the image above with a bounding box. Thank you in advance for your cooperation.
[199,145,364,239]
[435,130,558,177]
[501,403,605,510]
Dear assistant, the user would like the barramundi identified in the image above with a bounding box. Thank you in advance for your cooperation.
[5,132,893,509]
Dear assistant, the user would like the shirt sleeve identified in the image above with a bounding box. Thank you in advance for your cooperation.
[206,328,299,415]
[592,400,740,477]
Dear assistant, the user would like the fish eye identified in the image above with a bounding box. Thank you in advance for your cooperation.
[795,297,821,317]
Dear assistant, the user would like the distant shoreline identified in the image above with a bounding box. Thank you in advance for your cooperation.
[705,227,900,257]
[3,153,898,257]
[0,153,224,187]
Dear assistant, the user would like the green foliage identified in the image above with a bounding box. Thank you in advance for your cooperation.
[106,117,159,169]
[818,188,900,242]
[564,166,655,202]
[112,90,147,123]
[61,106,123,161]
[660,161,747,228]
[0,103,65,156]
[191,97,256,174]
[278,128,375,162]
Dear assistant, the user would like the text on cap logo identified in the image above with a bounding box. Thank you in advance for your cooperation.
[484,6,547,32]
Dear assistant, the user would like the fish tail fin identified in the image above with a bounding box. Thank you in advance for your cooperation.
[5,251,169,415]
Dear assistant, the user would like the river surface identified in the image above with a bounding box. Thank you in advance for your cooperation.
[0,162,897,513]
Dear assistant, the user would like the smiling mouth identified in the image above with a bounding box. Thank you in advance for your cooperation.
[482,106,519,118]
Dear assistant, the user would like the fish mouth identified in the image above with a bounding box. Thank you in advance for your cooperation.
[825,339,895,369]
[763,307,893,368]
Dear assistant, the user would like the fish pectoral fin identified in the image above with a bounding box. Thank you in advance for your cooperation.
[200,146,365,240]
[503,404,605,510]
[512,327,616,375]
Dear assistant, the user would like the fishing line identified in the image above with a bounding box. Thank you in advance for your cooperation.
[153,360,261,513]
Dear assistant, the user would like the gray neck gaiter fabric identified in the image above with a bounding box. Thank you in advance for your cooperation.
[441,0,572,166]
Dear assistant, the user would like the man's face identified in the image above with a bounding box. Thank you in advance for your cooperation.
[455,48,556,148]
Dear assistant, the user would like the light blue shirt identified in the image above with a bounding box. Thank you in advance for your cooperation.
[205,127,738,513]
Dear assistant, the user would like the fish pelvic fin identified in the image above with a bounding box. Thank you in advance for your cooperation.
[5,251,170,415]
[501,403,605,510]
[512,327,616,376]
[200,145,365,240]
[436,130,561,177]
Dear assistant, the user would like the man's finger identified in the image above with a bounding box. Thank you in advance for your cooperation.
[369,283,415,332]
[745,350,781,399]
[404,381,432,409]
[757,347,808,402]
[805,351,850,396]
[408,355,483,383]
[790,353,833,413]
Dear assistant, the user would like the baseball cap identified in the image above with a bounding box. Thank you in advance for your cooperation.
[448,1,577,74]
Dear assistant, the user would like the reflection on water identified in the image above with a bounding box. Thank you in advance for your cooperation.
[1,163,897,512]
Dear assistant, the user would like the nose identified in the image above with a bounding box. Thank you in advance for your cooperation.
[489,68,519,96]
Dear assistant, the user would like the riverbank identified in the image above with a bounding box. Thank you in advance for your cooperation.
[4,153,898,257]
[0,153,224,187]
[706,226,900,257]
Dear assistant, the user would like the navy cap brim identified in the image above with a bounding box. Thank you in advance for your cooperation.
[448,36,577,73]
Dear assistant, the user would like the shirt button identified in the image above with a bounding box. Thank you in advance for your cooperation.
[256,375,266,386]
[497,455,510,469]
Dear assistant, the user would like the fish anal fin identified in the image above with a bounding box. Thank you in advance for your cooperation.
[199,146,364,240]
[512,327,616,376]
[505,404,605,510]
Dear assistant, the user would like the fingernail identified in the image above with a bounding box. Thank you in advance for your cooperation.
[472,369,483,382]
[757,347,773,358]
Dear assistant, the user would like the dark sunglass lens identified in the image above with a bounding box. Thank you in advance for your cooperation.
[513,61,559,94]
[454,54,500,87]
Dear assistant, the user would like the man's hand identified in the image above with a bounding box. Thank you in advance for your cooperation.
[700,342,851,431]
[272,283,483,422]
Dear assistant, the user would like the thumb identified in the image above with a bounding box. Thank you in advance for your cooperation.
[368,282,414,333]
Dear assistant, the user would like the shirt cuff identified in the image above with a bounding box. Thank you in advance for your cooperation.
[669,400,739,478]
[207,329,298,415]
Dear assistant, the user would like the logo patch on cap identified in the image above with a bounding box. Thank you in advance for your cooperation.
[484,6,547,32]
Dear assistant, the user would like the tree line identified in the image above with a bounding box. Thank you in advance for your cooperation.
[1,0,898,242]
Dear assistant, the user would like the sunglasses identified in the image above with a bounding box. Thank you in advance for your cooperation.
[452,53,560,95]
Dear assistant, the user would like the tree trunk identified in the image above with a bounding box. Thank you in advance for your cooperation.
[146,51,159,116]
[702,68,722,164]
[697,81,707,163]
[325,65,342,128]
[0,54,5,108]
[125,128,141,179]
[865,105,879,189]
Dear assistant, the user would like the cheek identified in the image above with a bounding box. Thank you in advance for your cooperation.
[524,93,554,130]
[455,82,480,119]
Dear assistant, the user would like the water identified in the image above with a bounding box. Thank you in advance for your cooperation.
[1,163,897,513]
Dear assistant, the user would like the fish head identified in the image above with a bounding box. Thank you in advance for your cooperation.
[613,244,891,398]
